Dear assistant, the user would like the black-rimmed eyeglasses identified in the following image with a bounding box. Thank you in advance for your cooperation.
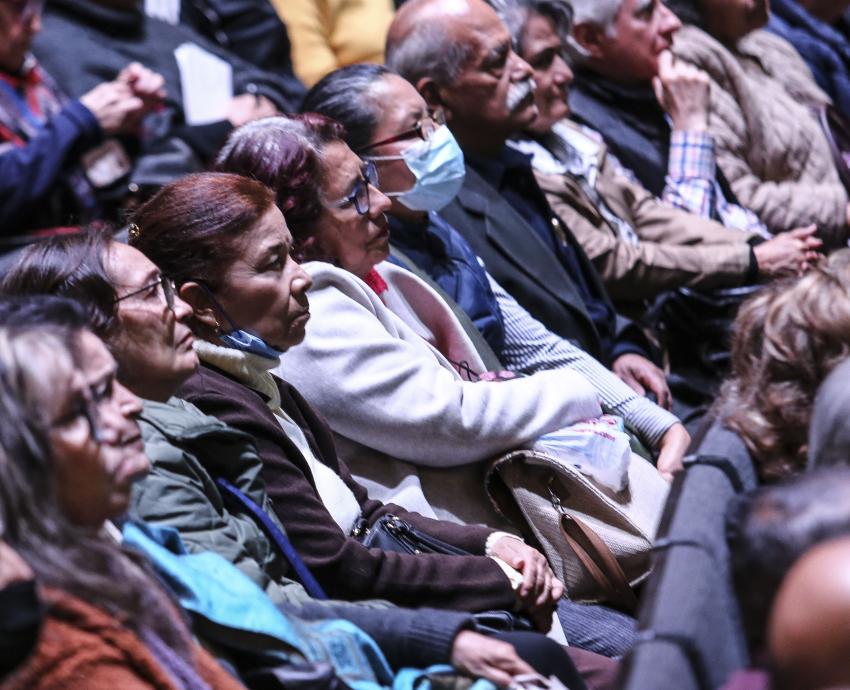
[328,160,379,216]
[360,108,447,153]
[113,275,176,313]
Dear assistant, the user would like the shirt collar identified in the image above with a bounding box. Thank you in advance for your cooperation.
[465,145,535,190]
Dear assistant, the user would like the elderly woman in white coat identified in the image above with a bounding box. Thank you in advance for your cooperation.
[215,113,677,527]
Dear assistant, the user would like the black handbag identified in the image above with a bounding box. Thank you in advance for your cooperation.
[352,514,536,634]
[352,514,469,556]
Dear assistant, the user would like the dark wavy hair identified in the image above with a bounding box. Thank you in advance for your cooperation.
[0,310,192,660]
[716,250,850,483]
[0,228,118,339]
[129,172,277,289]
[214,113,346,263]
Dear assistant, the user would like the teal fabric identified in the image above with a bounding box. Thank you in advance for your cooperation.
[123,521,494,690]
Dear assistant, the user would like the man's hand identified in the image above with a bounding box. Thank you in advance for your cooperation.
[80,81,145,135]
[652,50,710,132]
[754,225,822,278]
[656,423,690,482]
[226,93,278,127]
[451,630,535,687]
[0,540,32,588]
[117,62,166,108]
[490,537,564,631]
[612,353,672,410]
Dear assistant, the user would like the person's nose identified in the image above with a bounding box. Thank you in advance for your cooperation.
[659,3,682,35]
[290,261,313,296]
[113,380,144,419]
[553,54,574,88]
[369,185,393,217]
[171,293,194,324]
[509,50,534,82]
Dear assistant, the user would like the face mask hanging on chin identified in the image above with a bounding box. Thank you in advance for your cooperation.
[219,328,285,360]
[367,125,466,212]
[195,281,285,359]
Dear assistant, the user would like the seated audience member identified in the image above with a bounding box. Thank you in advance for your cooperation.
[0,540,40,681]
[147,0,304,86]
[566,0,770,235]
[0,0,165,236]
[384,0,674,405]
[500,0,819,304]
[0,314,245,689]
[725,469,850,665]
[767,537,850,690]
[766,0,850,119]
[129,171,639,658]
[807,357,850,469]
[298,66,810,398]
[217,113,686,476]
[715,251,850,483]
[656,0,849,242]
[0,294,598,690]
[268,0,394,87]
[30,0,303,204]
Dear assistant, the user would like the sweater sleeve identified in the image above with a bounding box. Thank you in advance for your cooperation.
[268,0,339,87]
[183,388,518,612]
[276,271,603,467]
[487,274,678,447]
[0,99,100,232]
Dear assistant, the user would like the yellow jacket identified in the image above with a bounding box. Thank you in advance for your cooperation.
[271,0,394,87]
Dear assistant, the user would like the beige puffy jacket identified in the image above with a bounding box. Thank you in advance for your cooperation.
[673,25,847,243]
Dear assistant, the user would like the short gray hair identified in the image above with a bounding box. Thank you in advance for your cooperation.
[386,20,476,87]
[569,0,622,29]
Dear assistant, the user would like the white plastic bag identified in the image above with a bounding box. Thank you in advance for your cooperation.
[533,415,632,492]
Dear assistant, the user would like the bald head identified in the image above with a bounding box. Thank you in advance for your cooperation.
[386,0,537,155]
[769,537,850,690]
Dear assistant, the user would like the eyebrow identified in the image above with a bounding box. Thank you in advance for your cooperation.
[632,0,653,13]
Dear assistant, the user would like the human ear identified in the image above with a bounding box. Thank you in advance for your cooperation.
[572,21,607,59]
[417,78,446,113]
[178,282,220,331]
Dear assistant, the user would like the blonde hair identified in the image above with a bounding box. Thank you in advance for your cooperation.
[717,251,850,483]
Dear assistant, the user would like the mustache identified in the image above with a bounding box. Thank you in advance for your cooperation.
[506,77,537,112]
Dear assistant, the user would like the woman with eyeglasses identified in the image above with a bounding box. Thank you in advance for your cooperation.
[0,297,246,690]
[142,119,646,658]
[124,171,603,640]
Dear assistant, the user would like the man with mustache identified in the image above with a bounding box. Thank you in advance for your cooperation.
[386,0,677,415]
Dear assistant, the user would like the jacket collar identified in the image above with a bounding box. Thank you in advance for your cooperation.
[452,165,596,328]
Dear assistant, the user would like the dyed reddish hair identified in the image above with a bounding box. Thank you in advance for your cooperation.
[129,172,276,289]
[214,113,346,263]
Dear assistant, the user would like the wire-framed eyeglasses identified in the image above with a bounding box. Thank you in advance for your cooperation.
[113,274,177,313]
[360,108,447,153]
[328,160,379,216]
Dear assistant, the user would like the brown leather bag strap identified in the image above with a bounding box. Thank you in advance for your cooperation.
[560,514,638,611]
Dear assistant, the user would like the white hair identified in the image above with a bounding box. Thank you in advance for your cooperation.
[568,0,622,30]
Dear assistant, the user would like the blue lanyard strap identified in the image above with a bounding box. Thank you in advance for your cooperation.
[215,477,328,600]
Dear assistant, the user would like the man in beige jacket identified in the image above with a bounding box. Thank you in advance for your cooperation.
[502,0,821,307]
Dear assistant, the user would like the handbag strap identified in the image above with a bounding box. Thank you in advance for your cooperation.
[215,478,328,600]
[560,514,638,611]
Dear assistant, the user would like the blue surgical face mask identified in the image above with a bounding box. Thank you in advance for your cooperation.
[220,328,285,360]
[367,125,465,212]
[194,281,285,360]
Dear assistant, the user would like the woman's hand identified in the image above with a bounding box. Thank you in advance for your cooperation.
[656,423,690,482]
[491,537,564,630]
[451,630,535,687]
[612,353,672,410]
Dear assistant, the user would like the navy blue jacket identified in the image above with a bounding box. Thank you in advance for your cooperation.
[0,99,101,235]
[768,0,850,119]
[389,212,506,355]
